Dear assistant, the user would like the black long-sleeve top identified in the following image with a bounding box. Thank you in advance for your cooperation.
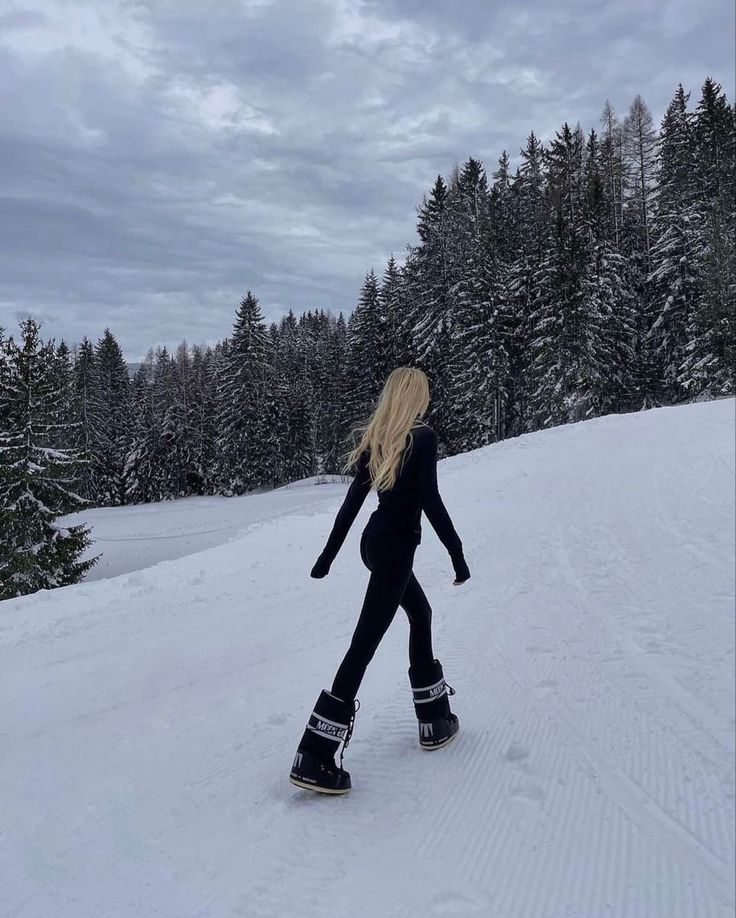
[315,424,469,579]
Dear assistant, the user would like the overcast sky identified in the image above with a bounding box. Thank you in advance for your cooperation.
[1,0,733,361]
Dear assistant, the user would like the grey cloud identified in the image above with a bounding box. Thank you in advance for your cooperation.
[0,9,48,30]
[0,0,733,359]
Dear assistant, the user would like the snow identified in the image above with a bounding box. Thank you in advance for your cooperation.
[1,398,734,918]
[56,477,348,582]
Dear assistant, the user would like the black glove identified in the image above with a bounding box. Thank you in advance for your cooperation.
[452,553,471,584]
[310,553,332,579]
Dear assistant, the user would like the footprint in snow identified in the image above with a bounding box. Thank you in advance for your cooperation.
[503,741,530,762]
[509,780,545,808]
[533,678,558,695]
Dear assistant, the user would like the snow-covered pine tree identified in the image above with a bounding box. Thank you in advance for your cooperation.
[404,175,455,370]
[400,173,463,435]
[647,84,702,404]
[347,270,386,416]
[622,94,658,275]
[214,292,273,495]
[124,352,159,503]
[159,342,193,499]
[489,150,516,263]
[527,122,614,426]
[259,348,289,491]
[506,131,549,436]
[0,326,9,553]
[584,127,638,413]
[0,319,96,599]
[616,94,660,406]
[275,310,316,486]
[446,157,510,451]
[189,343,218,493]
[678,78,736,398]
[94,328,133,505]
[319,312,351,475]
[148,347,177,499]
[599,101,626,249]
[72,336,103,504]
[52,341,77,451]
[380,256,413,369]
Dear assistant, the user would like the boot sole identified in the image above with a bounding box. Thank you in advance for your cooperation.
[289,776,351,795]
[420,728,460,750]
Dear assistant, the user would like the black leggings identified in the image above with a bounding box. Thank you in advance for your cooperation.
[330,527,435,701]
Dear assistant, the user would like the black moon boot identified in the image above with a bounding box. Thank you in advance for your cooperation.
[408,659,459,750]
[289,689,359,794]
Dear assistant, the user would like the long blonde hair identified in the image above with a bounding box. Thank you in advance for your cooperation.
[342,367,431,492]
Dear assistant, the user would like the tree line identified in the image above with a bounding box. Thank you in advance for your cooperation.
[1,77,733,599]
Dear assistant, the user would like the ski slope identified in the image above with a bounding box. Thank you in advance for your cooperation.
[1,399,734,918]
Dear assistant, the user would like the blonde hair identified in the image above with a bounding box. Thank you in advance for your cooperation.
[341,367,431,492]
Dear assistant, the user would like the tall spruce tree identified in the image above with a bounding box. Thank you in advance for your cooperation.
[507,131,549,435]
[189,343,218,493]
[679,78,736,397]
[94,328,133,505]
[347,270,385,416]
[0,319,96,599]
[214,292,273,495]
[447,157,510,450]
[72,337,103,503]
[600,101,626,248]
[648,84,701,403]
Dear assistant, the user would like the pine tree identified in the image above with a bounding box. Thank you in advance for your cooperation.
[405,175,454,367]
[600,101,626,248]
[447,157,510,449]
[622,94,658,272]
[124,352,159,503]
[189,344,218,493]
[527,122,618,426]
[648,84,701,403]
[347,270,385,416]
[380,256,413,368]
[275,311,316,486]
[53,341,76,451]
[507,132,549,435]
[0,319,97,599]
[94,328,133,504]
[679,78,736,397]
[214,292,273,495]
[585,127,638,412]
[161,342,193,498]
[72,337,103,503]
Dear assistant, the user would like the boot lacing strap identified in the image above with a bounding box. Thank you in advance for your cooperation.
[339,698,360,769]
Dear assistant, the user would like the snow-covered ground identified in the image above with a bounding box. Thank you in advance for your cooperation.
[58,476,346,582]
[1,399,734,918]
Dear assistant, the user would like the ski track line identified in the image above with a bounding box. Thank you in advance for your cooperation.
[422,584,721,918]
[486,621,735,915]
[545,532,735,908]
[552,506,735,826]
[411,589,727,918]
[551,534,733,774]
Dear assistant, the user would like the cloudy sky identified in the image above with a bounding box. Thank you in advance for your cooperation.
[1,0,733,361]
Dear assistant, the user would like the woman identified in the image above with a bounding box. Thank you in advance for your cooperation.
[289,367,471,795]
